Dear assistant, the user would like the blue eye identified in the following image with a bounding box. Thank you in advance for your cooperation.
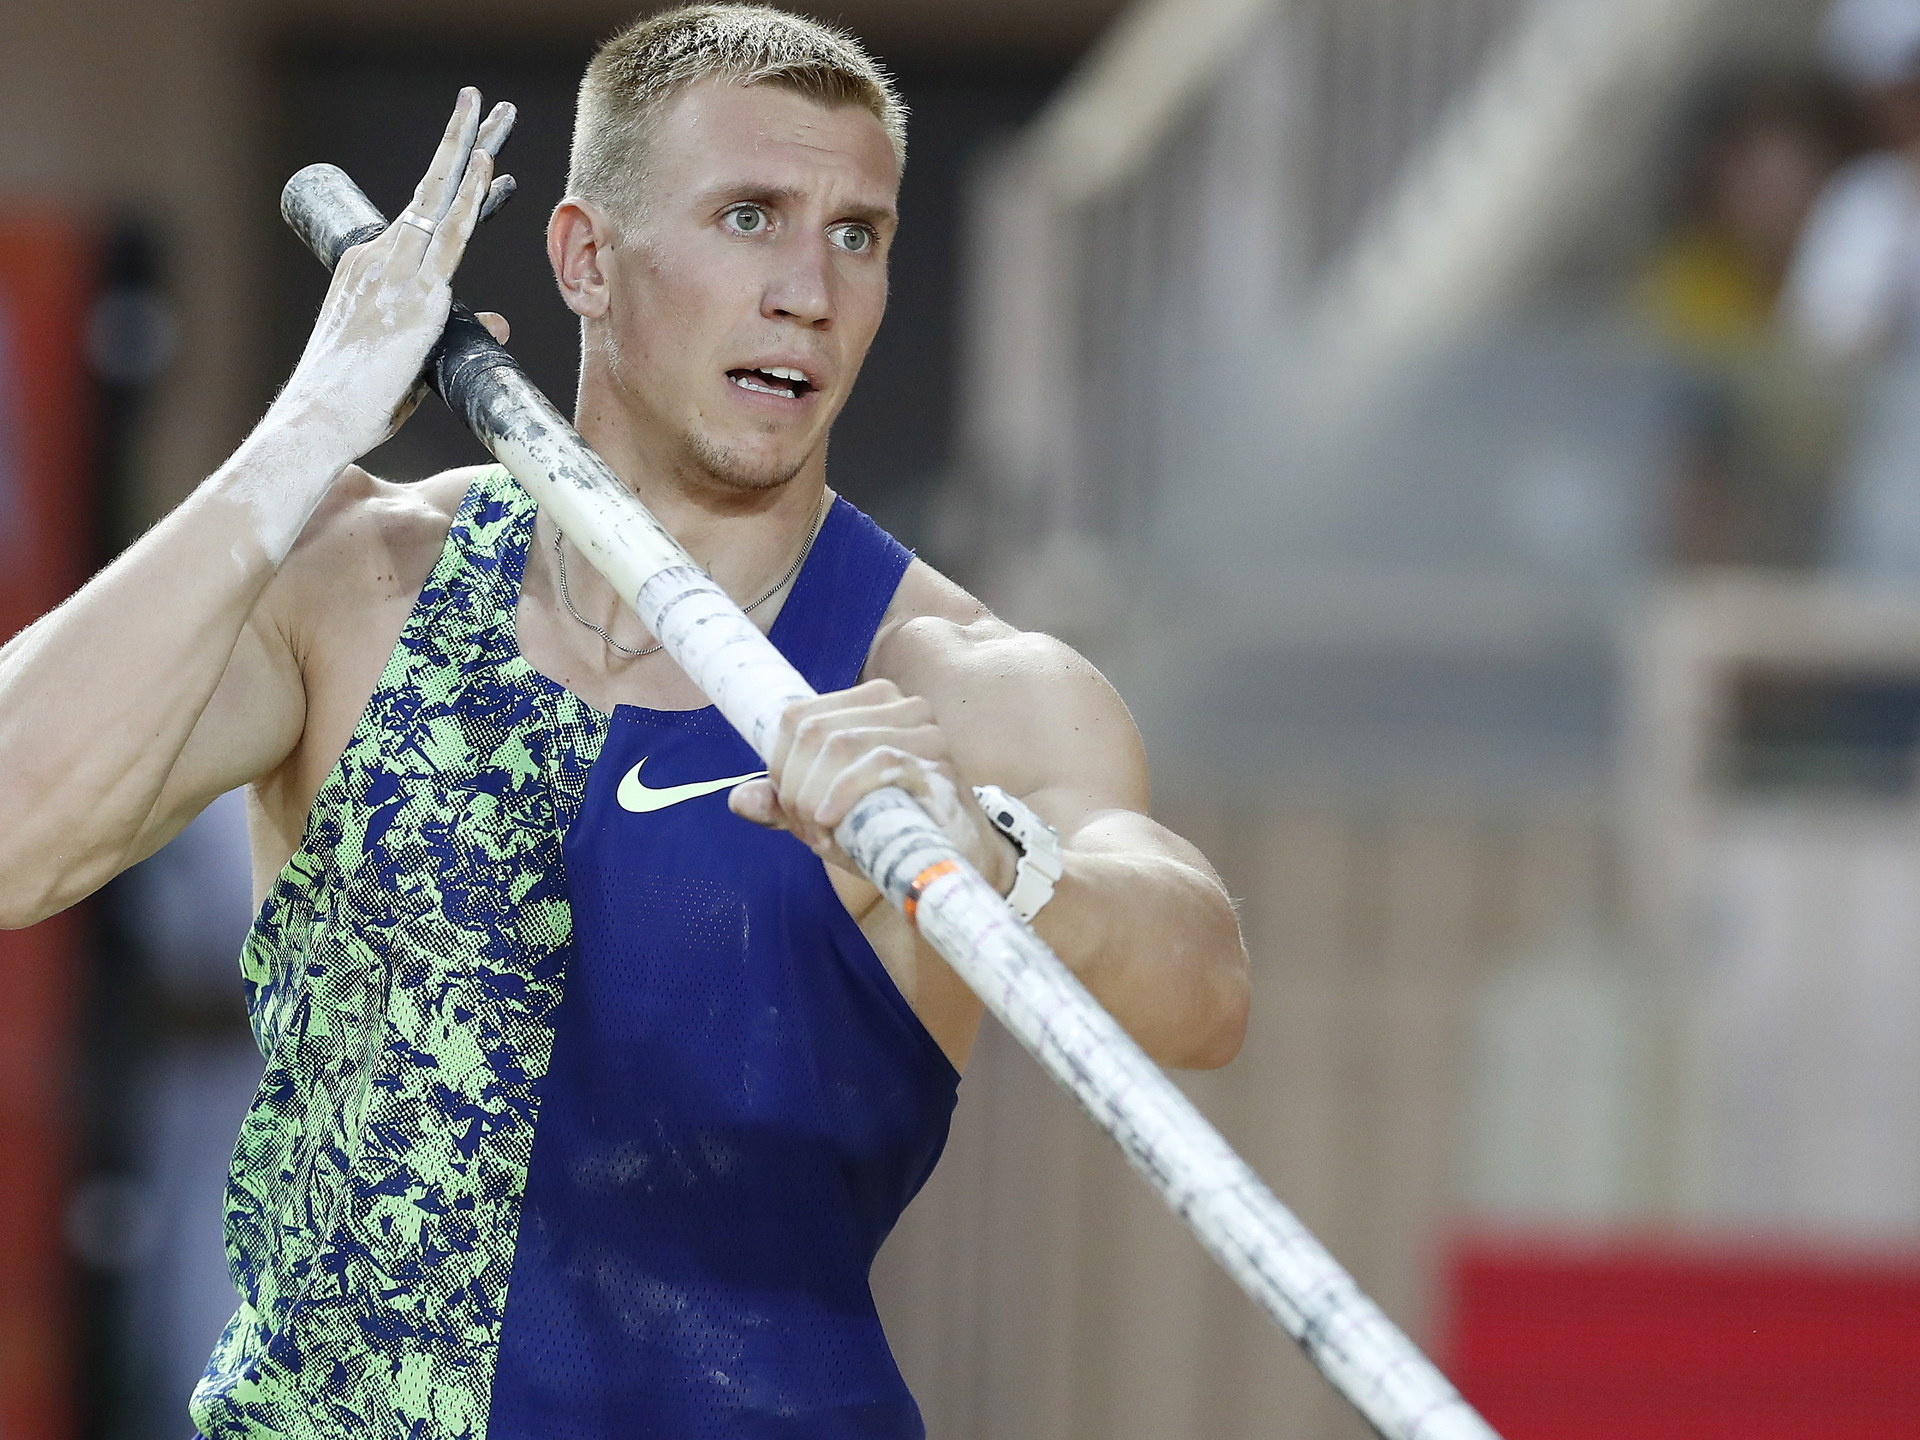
[725,204,768,235]
[831,223,873,254]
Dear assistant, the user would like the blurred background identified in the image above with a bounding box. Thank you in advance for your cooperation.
[7,0,1920,1435]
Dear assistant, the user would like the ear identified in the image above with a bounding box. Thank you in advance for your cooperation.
[549,198,615,319]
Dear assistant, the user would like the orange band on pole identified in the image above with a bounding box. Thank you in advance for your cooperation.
[902,858,961,925]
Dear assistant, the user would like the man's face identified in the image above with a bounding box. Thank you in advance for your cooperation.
[592,78,900,495]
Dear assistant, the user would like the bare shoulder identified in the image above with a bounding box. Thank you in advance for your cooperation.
[872,558,1114,693]
[870,559,1145,805]
[282,462,482,580]
[266,463,490,642]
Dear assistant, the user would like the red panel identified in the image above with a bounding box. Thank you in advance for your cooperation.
[1441,1234,1920,1439]
[0,211,96,1440]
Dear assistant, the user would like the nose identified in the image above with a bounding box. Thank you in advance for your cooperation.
[763,234,833,328]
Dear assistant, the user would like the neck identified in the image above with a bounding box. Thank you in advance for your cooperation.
[535,384,830,646]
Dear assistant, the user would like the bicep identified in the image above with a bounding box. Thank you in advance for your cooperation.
[938,642,1232,913]
[926,634,1153,830]
[125,610,305,866]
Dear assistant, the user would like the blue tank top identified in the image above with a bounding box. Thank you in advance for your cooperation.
[486,497,960,1439]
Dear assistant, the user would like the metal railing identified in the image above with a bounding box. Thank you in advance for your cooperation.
[954,0,1732,628]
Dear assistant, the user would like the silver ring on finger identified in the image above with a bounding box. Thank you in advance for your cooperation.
[396,210,437,237]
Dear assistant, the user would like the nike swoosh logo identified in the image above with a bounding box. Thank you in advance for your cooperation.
[617,756,768,814]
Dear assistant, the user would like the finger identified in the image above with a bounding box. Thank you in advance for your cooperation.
[786,723,945,825]
[792,699,932,756]
[780,715,942,824]
[813,747,932,830]
[779,718,888,816]
[776,680,903,737]
[423,146,494,278]
[475,100,517,159]
[475,311,510,344]
[771,689,928,778]
[382,377,432,444]
[728,778,784,830]
[388,88,483,264]
[421,89,486,225]
[410,89,484,226]
[479,174,517,223]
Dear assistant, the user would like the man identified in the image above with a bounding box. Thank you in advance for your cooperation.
[1783,0,1920,364]
[0,6,1248,1437]
[1782,0,1920,577]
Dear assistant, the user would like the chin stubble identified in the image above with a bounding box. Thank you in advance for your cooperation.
[603,341,809,493]
[683,427,810,493]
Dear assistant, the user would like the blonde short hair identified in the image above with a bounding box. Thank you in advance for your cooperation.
[569,4,907,222]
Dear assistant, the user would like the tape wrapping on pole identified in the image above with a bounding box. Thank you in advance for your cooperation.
[279,160,1502,1440]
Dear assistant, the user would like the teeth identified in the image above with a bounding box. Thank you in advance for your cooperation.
[731,373,789,396]
[764,367,807,383]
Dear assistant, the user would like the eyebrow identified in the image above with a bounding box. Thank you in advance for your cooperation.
[697,181,898,231]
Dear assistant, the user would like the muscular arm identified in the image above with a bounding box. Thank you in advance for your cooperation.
[886,613,1250,1069]
[0,430,337,926]
[732,576,1250,1071]
[0,90,508,928]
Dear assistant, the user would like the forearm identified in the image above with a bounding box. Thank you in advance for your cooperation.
[756,631,1249,1066]
[1032,826,1250,1070]
[0,92,512,929]
[0,411,347,925]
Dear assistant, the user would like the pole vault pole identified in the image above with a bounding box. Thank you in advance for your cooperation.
[280,161,1502,1440]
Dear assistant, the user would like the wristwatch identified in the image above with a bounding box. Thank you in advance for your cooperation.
[972,784,1064,924]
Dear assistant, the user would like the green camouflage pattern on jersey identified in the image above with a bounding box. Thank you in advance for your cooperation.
[191,469,607,1439]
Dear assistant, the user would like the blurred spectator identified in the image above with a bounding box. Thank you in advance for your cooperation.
[1639,79,1847,567]
[1782,0,1920,580]
[1784,0,1920,360]
[1645,87,1838,355]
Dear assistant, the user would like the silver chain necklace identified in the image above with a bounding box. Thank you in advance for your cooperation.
[550,492,829,659]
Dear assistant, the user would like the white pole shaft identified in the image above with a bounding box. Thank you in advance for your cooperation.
[284,164,1503,1440]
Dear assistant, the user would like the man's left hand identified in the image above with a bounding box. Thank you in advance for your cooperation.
[728,678,1017,893]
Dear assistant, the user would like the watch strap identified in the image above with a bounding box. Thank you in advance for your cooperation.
[973,784,1063,923]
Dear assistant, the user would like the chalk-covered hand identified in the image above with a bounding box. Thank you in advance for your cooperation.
[730,679,1019,892]
[273,87,515,462]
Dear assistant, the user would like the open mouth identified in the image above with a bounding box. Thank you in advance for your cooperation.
[727,366,814,400]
